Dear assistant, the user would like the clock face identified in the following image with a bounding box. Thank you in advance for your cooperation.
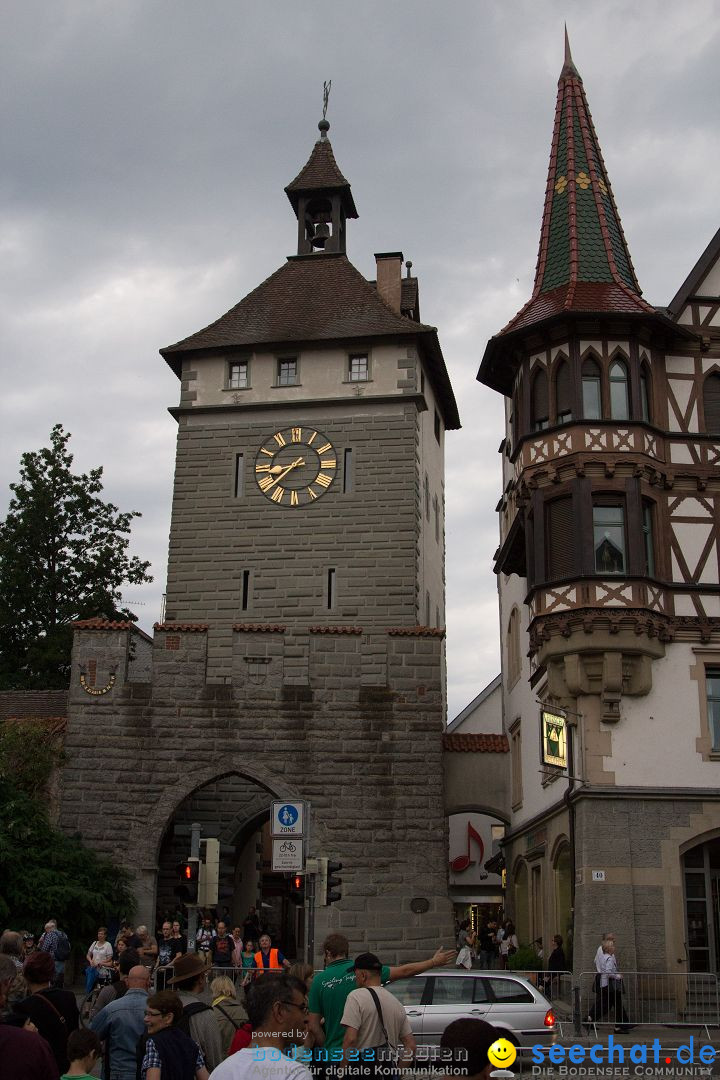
[255,426,337,507]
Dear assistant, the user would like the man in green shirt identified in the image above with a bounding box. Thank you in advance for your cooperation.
[307,933,455,1074]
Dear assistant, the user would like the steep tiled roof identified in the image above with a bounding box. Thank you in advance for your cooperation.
[443,733,510,753]
[478,37,671,395]
[501,36,652,336]
[162,253,460,429]
[285,129,358,218]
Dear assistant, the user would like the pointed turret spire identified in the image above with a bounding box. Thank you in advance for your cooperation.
[500,36,653,334]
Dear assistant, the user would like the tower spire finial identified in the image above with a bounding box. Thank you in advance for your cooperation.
[560,25,581,81]
[319,79,331,140]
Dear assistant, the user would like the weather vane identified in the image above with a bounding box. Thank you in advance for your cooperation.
[323,80,331,120]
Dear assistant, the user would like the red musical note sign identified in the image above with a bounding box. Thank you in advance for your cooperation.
[450,821,484,873]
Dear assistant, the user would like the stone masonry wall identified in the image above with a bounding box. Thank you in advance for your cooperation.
[60,622,454,964]
[164,402,422,672]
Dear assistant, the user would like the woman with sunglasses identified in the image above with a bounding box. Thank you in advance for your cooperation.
[141,990,209,1080]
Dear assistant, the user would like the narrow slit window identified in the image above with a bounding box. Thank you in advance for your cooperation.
[425,591,431,627]
[327,568,336,610]
[234,453,244,497]
[433,494,440,542]
[434,410,442,444]
[343,448,353,493]
[241,570,250,611]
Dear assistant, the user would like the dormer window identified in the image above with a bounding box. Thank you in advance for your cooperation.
[277,358,298,386]
[349,354,369,381]
[228,360,249,390]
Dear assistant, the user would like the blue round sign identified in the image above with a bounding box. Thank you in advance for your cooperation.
[278,804,299,827]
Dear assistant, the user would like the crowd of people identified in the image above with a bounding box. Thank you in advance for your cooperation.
[0,911,463,1079]
[0,904,638,1079]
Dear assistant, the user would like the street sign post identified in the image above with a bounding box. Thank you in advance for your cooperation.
[270,801,306,836]
[271,836,304,872]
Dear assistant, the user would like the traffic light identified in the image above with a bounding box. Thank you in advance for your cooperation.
[175,857,200,903]
[326,860,343,905]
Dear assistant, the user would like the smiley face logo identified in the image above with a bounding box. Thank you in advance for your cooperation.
[488,1038,517,1069]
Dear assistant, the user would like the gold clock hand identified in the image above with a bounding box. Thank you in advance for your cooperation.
[256,464,287,475]
[264,457,304,492]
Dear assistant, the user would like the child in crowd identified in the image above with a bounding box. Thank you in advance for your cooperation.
[61,1029,102,1079]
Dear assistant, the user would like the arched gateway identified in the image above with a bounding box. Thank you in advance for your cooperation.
[58,111,459,962]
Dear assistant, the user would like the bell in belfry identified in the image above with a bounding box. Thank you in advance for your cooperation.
[312,219,331,248]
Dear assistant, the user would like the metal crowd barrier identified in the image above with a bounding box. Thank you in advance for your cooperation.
[576,970,720,1037]
[154,962,273,992]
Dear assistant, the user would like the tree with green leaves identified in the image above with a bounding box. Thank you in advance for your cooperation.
[0,424,152,688]
[0,718,135,935]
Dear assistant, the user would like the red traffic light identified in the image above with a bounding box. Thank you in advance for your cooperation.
[293,875,302,890]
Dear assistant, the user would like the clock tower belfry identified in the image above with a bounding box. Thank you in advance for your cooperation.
[62,111,459,952]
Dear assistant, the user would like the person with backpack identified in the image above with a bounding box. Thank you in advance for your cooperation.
[209,975,248,1058]
[140,990,209,1079]
[38,919,71,987]
[167,953,223,1073]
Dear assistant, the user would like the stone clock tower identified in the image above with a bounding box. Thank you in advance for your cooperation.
[60,115,459,955]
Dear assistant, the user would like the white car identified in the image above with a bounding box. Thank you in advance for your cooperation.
[390,967,557,1059]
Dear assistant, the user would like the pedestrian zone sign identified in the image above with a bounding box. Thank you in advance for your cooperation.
[541,708,568,769]
[271,801,305,837]
[271,836,304,873]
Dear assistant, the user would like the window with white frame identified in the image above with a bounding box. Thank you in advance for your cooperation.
[348,354,369,381]
[277,357,298,386]
[228,360,249,389]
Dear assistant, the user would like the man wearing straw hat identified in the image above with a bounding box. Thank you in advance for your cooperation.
[168,952,224,1072]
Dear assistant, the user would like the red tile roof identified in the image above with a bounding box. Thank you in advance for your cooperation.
[308,626,363,634]
[154,623,209,633]
[443,733,510,753]
[162,253,460,429]
[388,626,446,638]
[233,624,286,633]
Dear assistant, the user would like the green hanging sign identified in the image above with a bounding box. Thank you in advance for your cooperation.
[541,708,567,769]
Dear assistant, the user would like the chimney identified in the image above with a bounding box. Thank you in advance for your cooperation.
[375,251,404,314]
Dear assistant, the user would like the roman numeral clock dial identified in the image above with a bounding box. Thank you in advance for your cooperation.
[255,427,337,507]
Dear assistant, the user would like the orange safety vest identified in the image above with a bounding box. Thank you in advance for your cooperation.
[254,947,281,975]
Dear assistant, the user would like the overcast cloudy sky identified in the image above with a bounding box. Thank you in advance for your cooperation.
[1,1,718,721]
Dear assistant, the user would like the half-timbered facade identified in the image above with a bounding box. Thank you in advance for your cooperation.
[478,37,720,974]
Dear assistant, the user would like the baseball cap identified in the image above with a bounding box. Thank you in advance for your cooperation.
[350,952,383,972]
